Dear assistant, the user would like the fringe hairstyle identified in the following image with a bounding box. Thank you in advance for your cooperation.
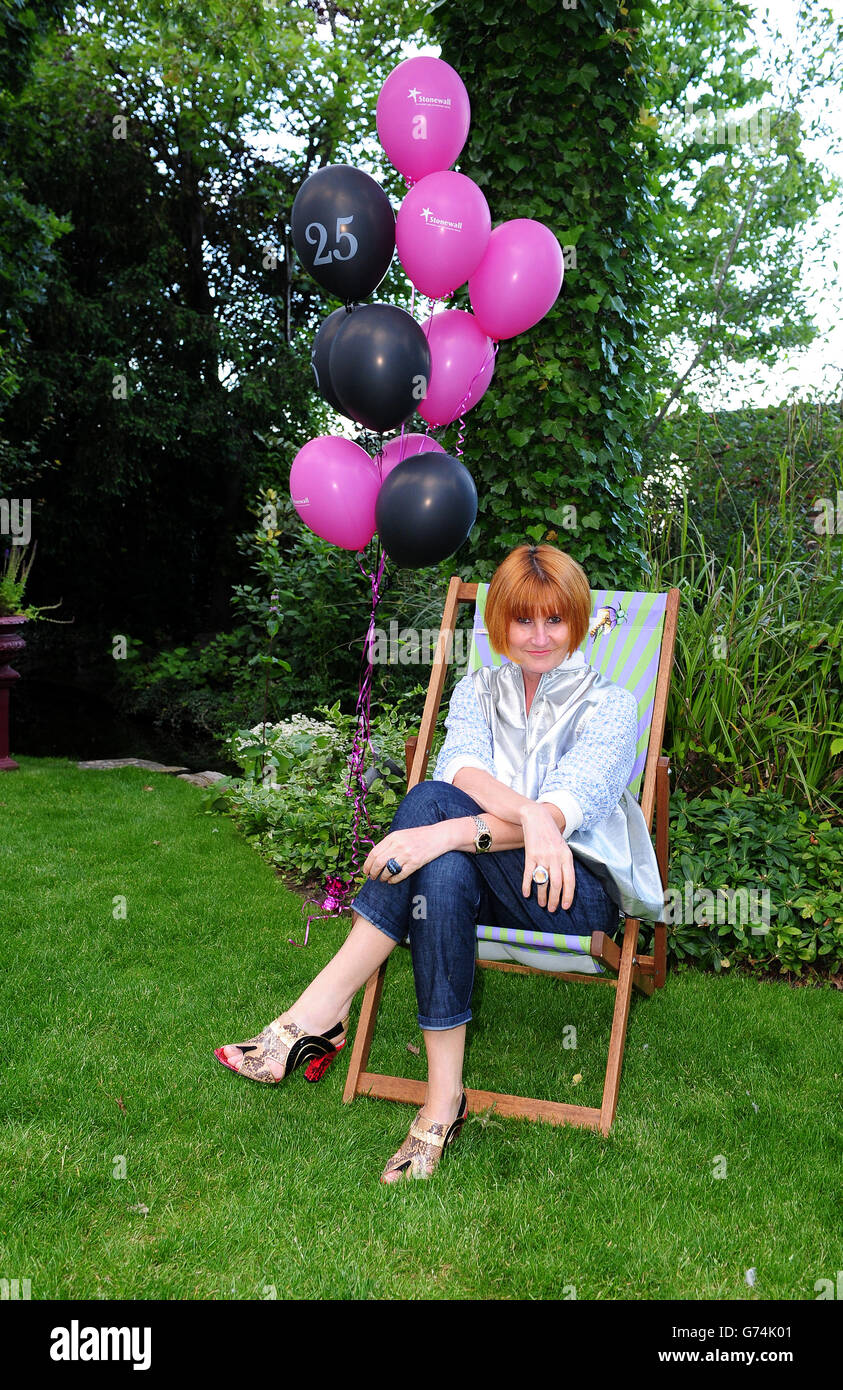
[485,544,591,661]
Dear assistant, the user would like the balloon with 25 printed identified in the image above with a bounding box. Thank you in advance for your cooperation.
[291,165,395,301]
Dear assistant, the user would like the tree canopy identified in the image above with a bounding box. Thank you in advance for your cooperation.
[639,0,842,435]
[0,0,428,642]
[1,0,839,686]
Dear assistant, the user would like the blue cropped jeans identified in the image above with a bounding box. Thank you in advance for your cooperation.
[349,781,621,1031]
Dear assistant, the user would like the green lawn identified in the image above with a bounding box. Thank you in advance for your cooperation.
[0,758,838,1300]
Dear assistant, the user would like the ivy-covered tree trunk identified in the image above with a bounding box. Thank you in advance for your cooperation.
[431,0,655,589]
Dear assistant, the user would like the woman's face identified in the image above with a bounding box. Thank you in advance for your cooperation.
[507,610,571,680]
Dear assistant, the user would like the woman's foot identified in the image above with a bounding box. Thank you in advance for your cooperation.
[214,1013,349,1084]
[380,1093,468,1183]
[218,1010,294,1078]
[217,992,355,1075]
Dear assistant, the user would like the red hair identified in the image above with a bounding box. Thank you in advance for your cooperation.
[485,544,591,662]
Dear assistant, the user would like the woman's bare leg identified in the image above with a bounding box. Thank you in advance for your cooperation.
[278,911,398,1034]
[380,1024,467,1183]
[222,909,468,1143]
[221,911,397,1074]
[421,1025,467,1122]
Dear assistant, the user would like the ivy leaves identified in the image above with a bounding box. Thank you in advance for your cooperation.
[431,0,655,588]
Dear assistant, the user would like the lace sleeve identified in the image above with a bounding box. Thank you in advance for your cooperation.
[431,673,497,784]
[538,685,638,831]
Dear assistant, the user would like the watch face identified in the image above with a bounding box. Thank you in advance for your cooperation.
[477,832,493,851]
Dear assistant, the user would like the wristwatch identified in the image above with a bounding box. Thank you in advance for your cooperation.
[472,814,493,852]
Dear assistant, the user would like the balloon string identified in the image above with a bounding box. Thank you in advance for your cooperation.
[455,412,466,459]
[291,539,388,946]
[412,297,440,446]
[453,340,498,459]
[396,284,419,463]
[292,332,496,944]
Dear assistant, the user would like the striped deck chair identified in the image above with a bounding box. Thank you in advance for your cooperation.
[343,576,681,1135]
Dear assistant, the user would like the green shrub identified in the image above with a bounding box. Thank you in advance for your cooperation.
[661,786,843,980]
[644,400,843,567]
[204,690,436,886]
[231,489,462,719]
[111,628,262,746]
[108,482,468,751]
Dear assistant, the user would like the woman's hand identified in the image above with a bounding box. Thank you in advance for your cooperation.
[519,803,576,914]
[361,822,453,886]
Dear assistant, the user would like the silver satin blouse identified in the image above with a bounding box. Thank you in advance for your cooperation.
[471,660,665,922]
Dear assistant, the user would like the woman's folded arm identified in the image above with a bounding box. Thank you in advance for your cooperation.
[431,674,497,785]
[450,764,550,826]
[440,796,567,854]
[429,669,638,838]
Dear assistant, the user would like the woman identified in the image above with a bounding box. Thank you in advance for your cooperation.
[214,544,664,1182]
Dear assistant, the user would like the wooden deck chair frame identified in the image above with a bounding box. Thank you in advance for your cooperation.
[342,577,681,1136]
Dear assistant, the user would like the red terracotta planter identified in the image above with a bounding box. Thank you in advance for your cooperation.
[0,614,27,772]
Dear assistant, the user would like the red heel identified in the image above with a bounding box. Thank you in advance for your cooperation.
[304,1038,346,1082]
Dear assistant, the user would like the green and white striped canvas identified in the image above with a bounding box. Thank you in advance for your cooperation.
[465,584,667,974]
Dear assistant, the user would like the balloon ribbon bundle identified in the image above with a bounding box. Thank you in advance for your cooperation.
[293,539,388,946]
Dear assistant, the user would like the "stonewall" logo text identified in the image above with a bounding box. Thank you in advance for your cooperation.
[407,87,452,108]
[420,207,463,232]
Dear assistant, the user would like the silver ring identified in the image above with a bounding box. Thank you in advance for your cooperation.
[532,865,550,886]
[386,857,402,876]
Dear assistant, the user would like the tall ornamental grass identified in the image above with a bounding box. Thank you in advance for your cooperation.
[645,464,843,816]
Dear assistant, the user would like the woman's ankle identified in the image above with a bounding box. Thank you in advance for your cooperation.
[422,1087,465,1124]
[278,998,351,1037]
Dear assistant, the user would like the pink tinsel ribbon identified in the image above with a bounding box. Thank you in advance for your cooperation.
[455,339,498,458]
[291,542,388,946]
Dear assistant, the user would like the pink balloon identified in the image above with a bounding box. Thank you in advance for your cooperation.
[376,57,470,183]
[469,220,564,341]
[396,172,491,298]
[417,309,495,429]
[377,432,445,482]
[290,436,381,551]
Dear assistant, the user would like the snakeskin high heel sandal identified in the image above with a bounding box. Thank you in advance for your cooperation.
[213,1016,350,1084]
[380,1093,469,1182]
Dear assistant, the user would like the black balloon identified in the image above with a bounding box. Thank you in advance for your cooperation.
[312,305,358,417]
[330,303,432,433]
[291,165,395,301]
[375,454,478,569]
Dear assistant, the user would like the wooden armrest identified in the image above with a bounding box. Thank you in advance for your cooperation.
[404,734,418,787]
[654,756,670,988]
[655,755,670,889]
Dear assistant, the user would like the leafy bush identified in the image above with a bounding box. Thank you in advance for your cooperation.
[109,484,470,749]
[231,488,462,720]
[644,400,843,567]
[204,689,435,886]
[230,491,373,723]
[661,786,843,980]
[111,628,263,747]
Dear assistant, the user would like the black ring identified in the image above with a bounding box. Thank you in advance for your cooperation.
[386,857,402,876]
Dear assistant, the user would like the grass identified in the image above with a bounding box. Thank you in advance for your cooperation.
[0,758,839,1300]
